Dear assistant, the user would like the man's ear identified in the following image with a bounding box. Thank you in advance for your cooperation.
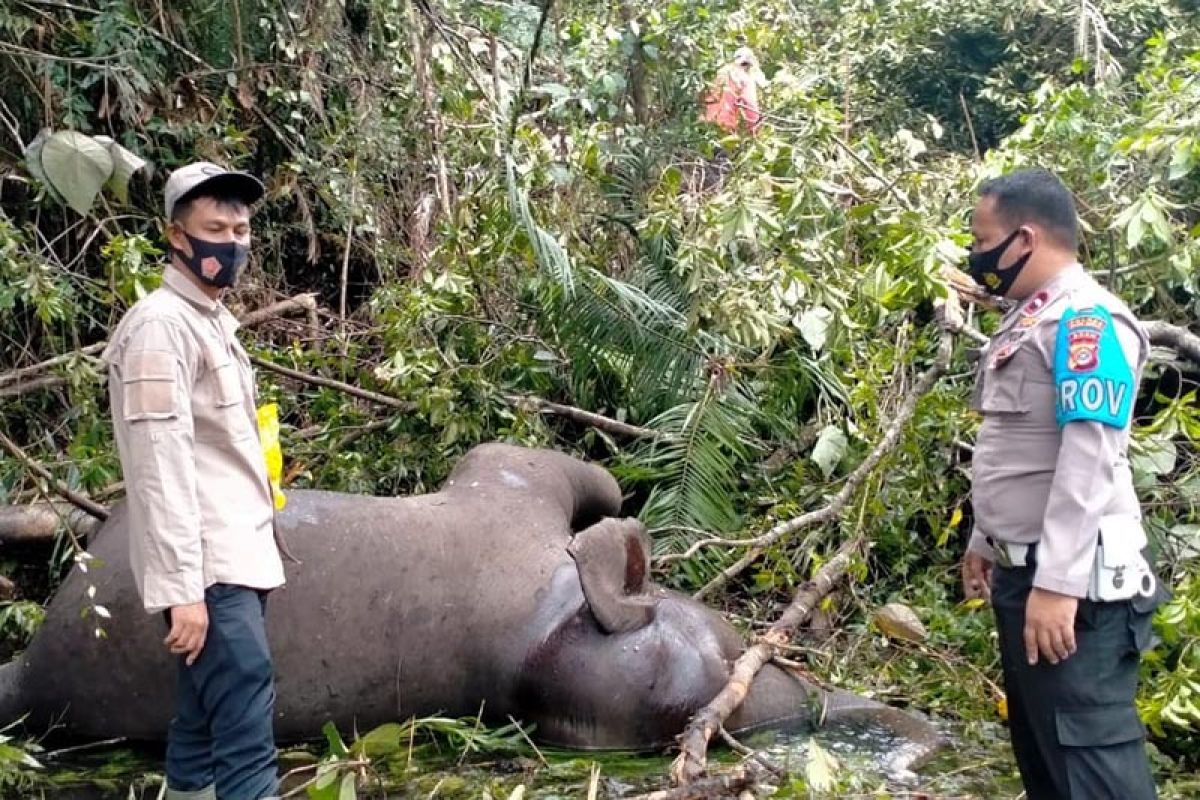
[567,517,656,634]
[165,221,190,255]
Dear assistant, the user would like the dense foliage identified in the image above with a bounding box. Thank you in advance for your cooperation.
[1,0,1199,794]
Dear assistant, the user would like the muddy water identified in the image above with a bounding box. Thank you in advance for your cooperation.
[17,717,1027,799]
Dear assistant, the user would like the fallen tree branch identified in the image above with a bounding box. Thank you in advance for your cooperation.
[250,356,417,411]
[0,342,107,388]
[237,292,319,329]
[0,431,110,521]
[1145,320,1200,367]
[672,538,860,785]
[504,394,662,440]
[0,293,323,400]
[0,503,102,543]
[627,765,759,800]
[0,374,72,400]
[694,330,954,601]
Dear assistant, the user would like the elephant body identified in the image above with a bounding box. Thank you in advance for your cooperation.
[0,444,940,762]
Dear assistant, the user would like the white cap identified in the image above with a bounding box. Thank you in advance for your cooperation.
[164,161,264,219]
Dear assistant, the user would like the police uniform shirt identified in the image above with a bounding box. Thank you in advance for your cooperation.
[966,264,1148,598]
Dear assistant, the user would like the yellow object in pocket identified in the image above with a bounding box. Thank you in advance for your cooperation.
[256,402,287,511]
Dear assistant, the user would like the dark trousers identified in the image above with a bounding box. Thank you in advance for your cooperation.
[166,583,279,800]
[992,552,1158,800]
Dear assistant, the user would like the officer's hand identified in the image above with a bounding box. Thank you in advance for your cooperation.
[961,552,993,602]
[164,601,209,666]
[1023,588,1078,666]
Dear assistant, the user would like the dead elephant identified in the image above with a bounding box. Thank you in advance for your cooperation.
[0,444,941,766]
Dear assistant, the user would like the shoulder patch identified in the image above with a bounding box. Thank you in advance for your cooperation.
[1055,306,1134,429]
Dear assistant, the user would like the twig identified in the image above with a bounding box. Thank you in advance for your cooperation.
[0,342,107,388]
[717,727,785,778]
[339,174,359,347]
[694,330,954,601]
[959,91,981,162]
[250,356,416,412]
[672,538,861,785]
[504,394,662,440]
[627,765,758,800]
[0,293,321,396]
[1144,320,1200,367]
[507,715,548,768]
[0,432,109,521]
[42,737,125,761]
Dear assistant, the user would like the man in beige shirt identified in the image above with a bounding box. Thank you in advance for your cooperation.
[103,162,285,800]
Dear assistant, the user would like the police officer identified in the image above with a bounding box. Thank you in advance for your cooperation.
[956,168,1162,800]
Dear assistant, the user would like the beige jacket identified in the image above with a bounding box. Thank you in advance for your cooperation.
[967,264,1148,597]
[103,266,285,613]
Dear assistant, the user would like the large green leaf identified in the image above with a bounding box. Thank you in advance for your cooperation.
[811,425,848,478]
[40,131,114,215]
[92,135,147,204]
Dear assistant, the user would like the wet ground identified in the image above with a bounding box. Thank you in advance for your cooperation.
[14,715,1029,799]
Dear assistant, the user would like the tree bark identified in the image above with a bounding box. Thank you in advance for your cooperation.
[0,503,101,543]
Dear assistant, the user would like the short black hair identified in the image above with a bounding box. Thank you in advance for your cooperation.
[978,168,1079,251]
[170,192,250,223]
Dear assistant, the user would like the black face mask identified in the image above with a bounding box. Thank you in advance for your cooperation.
[172,232,249,289]
[966,229,1032,297]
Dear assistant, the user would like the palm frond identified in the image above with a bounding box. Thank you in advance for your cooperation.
[637,376,763,552]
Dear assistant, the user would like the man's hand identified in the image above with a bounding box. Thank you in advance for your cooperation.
[1023,587,1078,666]
[164,601,208,666]
[962,551,993,602]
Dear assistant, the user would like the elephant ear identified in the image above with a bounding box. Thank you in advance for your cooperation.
[567,518,656,634]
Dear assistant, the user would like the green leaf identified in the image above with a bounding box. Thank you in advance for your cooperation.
[804,738,840,791]
[23,128,58,200]
[338,772,356,800]
[92,136,147,204]
[796,306,833,352]
[353,722,405,759]
[322,721,350,758]
[40,131,114,215]
[1132,437,1176,478]
[811,425,848,478]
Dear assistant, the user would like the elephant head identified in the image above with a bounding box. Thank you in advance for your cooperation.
[512,518,822,750]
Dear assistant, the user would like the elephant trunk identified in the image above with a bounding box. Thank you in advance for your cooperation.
[725,665,944,775]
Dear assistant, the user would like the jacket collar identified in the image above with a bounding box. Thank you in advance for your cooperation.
[163,263,220,314]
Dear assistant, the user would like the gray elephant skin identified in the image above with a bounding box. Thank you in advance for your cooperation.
[0,444,940,760]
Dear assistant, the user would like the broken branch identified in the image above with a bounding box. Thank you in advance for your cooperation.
[250,356,417,411]
[0,503,102,543]
[628,765,759,800]
[237,292,319,329]
[504,394,662,440]
[694,330,953,601]
[0,431,109,521]
[672,538,860,785]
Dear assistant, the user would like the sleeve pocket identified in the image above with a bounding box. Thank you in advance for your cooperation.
[122,350,179,421]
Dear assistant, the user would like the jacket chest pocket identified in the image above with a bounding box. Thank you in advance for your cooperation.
[973,353,1032,414]
[196,341,252,442]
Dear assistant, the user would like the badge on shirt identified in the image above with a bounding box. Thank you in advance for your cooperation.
[1055,306,1133,429]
